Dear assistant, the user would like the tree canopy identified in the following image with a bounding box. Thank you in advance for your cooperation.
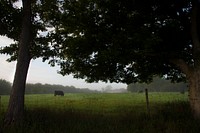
[52,0,194,84]
[0,0,21,40]
[1,0,195,84]
[0,0,62,62]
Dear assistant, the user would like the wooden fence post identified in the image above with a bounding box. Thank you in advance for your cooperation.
[145,88,150,116]
[0,95,1,112]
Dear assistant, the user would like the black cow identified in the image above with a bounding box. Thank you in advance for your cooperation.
[54,91,64,96]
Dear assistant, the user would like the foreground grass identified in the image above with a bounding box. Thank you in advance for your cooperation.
[0,93,200,133]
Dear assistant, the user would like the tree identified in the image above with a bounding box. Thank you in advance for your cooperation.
[54,0,200,118]
[127,77,187,92]
[0,0,63,124]
[2,0,32,125]
[101,85,112,92]
[0,79,12,95]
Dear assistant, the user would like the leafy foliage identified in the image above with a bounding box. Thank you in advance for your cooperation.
[0,0,22,40]
[0,0,63,63]
[53,0,193,84]
[0,0,198,85]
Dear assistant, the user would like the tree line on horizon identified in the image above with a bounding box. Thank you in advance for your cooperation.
[127,77,188,93]
[0,78,188,95]
[0,79,98,95]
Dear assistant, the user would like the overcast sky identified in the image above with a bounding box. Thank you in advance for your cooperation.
[0,36,127,90]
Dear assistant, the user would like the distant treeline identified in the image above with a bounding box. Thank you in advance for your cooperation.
[25,83,99,94]
[0,79,12,95]
[127,77,188,92]
[0,79,99,95]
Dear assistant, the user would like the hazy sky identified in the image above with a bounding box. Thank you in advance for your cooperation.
[0,36,127,90]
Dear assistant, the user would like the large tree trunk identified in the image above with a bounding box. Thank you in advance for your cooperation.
[190,1,200,119]
[4,0,32,125]
[171,1,200,119]
[188,71,200,118]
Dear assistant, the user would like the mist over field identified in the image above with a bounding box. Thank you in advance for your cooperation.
[0,77,187,95]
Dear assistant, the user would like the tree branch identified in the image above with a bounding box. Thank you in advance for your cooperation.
[170,59,193,79]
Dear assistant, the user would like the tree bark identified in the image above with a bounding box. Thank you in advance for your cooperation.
[188,71,200,118]
[189,1,200,119]
[170,2,200,119]
[4,0,32,125]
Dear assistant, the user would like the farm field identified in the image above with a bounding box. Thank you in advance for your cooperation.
[0,92,200,133]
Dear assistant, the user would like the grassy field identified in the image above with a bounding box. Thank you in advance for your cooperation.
[0,92,200,133]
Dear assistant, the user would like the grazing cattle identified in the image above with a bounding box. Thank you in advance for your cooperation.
[54,91,64,96]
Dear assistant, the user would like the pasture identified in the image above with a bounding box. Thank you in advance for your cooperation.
[0,92,200,133]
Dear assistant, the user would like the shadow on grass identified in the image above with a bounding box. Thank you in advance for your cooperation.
[1,101,200,133]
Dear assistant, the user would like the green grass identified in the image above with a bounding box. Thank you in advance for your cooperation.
[0,92,199,133]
